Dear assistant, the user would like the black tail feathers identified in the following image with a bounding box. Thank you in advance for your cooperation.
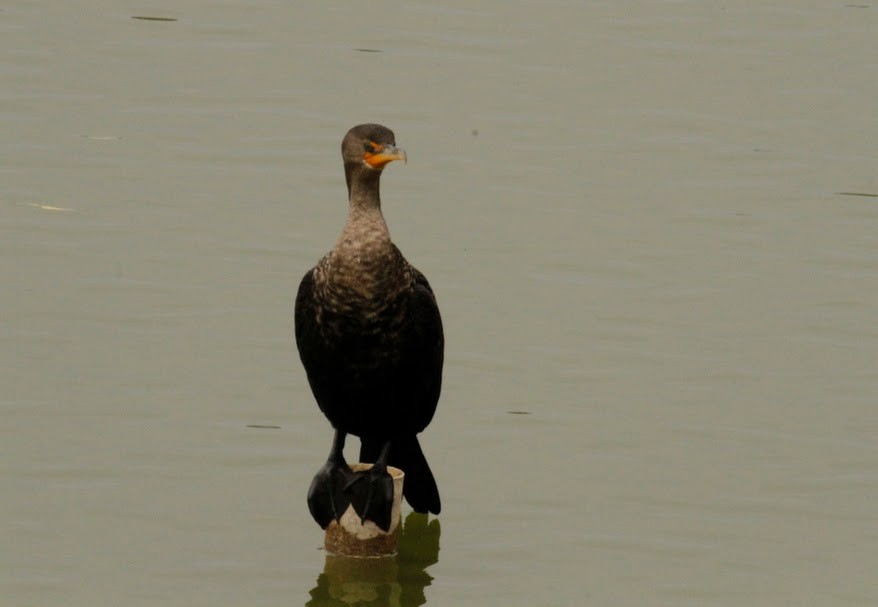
[360,435,441,515]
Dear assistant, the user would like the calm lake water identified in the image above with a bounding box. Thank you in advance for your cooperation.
[3,2,877,605]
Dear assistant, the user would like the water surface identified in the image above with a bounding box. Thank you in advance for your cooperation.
[3,2,877,605]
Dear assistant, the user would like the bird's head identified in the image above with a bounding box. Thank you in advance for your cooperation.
[341,124,407,172]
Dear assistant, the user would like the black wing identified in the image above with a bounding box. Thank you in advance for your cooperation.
[404,264,444,432]
[294,268,333,409]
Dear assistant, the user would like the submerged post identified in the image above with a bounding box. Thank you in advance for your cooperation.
[324,464,405,557]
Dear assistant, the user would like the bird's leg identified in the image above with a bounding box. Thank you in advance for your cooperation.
[307,429,356,529]
[346,441,395,532]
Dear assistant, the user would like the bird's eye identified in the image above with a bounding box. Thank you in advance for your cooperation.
[364,141,381,153]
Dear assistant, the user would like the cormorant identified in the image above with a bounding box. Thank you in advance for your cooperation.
[295,124,443,532]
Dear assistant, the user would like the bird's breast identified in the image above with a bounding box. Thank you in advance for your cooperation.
[313,250,411,337]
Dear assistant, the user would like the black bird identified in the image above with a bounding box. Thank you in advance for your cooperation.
[295,124,443,531]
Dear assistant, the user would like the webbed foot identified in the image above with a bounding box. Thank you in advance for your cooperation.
[345,463,395,532]
[307,460,357,529]
[307,429,355,529]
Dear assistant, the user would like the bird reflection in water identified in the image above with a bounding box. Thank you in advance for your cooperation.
[306,512,440,606]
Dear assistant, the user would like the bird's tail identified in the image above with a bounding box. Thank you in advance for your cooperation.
[360,435,441,515]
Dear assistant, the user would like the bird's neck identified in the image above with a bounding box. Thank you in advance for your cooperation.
[329,191,401,305]
[336,205,391,252]
[337,168,391,251]
[345,164,382,210]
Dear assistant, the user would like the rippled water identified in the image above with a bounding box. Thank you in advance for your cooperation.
[3,2,877,605]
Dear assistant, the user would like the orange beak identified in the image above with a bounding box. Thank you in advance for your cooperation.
[364,142,407,169]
